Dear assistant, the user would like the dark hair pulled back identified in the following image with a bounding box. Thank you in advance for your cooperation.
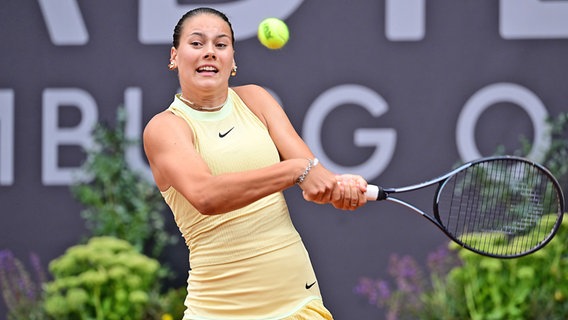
[172,7,235,48]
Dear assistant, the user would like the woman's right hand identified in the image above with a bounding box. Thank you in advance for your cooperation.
[298,159,342,204]
[298,160,368,210]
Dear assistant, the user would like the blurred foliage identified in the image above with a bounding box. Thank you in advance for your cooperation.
[355,216,568,320]
[66,107,185,319]
[443,215,568,319]
[355,111,568,319]
[44,237,161,320]
[1,107,197,319]
[0,251,48,320]
[514,111,568,195]
[155,286,187,320]
[71,107,177,259]
[541,112,568,189]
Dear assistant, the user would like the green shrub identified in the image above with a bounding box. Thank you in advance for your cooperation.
[355,111,568,319]
[43,237,161,320]
[515,111,568,195]
[2,107,186,320]
[158,286,187,320]
[65,108,185,319]
[355,216,568,319]
[444,215,568,319]
[71,107,176,259]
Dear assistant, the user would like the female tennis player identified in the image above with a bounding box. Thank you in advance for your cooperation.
[143,7,368,320]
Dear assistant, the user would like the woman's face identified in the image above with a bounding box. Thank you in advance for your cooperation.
[171,13,235,93]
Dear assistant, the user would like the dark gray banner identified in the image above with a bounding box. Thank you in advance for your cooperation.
[1,1,567,319]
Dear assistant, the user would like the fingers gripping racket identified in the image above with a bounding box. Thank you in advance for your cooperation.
[365,156,565,258]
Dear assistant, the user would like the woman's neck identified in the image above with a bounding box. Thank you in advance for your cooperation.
[179,86,229,112]
[179,93,228,112]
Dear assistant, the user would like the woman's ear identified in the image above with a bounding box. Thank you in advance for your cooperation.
[169,47,178,70]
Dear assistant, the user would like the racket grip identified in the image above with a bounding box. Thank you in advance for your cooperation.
[366,184,380,201]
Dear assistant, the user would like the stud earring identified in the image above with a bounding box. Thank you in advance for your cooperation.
[168,61,176,70]
[231,66,238,77]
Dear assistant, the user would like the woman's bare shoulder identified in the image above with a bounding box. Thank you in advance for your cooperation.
[232,84,271,98]
[144,110,190,141]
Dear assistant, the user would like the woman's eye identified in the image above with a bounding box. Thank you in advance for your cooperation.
[190,41,202,47]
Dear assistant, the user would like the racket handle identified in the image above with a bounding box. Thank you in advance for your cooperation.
[366,184,380,201]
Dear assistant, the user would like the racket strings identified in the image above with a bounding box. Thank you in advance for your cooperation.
[437,159,561,256]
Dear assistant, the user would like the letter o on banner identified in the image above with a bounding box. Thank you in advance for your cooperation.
[456,83,551,162]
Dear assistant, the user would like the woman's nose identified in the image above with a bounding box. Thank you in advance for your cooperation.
[204,46,216,59]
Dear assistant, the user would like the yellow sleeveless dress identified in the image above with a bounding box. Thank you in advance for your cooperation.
[161,88,333,320]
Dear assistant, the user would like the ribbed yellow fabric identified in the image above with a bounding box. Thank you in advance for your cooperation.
[161,89,330,319]
[284,299,333,320]
[162,88,300,268]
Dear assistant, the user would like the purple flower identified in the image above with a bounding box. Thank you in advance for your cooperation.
[376,280,391,303]
[354,277,393,306]
[427,245,459,276]
[354,277,377,303]
[0,249,46,314]
[387,254,424,296]
[29,253,46,288]
[0,250,16,273]
[355,252,433,319]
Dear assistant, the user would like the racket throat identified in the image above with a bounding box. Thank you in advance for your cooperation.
[377,187,388,201]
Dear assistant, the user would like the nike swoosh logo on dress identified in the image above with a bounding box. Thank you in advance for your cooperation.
[219,127,235,138]
[305,281,317,289]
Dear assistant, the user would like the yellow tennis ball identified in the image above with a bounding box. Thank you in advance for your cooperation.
[257,18,289,49]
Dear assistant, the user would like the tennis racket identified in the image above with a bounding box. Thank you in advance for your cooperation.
[365,155,565,258]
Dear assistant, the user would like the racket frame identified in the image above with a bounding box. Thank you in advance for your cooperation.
[368,155,565,258]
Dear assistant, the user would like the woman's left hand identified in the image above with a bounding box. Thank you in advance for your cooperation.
[331,174,368,211]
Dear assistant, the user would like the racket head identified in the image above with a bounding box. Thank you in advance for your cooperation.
[434,156,565,258]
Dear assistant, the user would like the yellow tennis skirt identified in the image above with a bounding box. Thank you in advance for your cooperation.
[284,299,333,320]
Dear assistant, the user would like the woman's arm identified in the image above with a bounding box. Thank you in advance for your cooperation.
[143,110,308,215]
[234,85,368,209]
